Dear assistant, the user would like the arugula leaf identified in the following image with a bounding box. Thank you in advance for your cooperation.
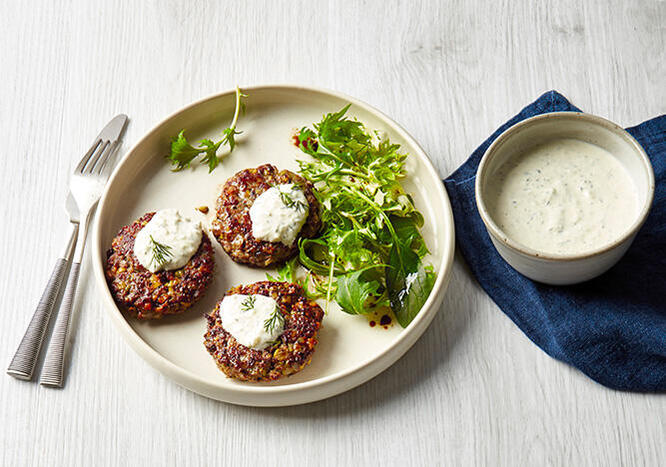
[167,87,246,172]
[298,237,341,276]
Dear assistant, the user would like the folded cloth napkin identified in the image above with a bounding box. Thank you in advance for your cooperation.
[444,90,666,392]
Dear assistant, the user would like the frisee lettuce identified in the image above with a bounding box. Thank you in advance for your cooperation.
[167,87,247,172]
[273,104,436,327]
[265,257,320,301]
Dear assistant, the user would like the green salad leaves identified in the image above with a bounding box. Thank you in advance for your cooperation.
[167,87,247,172]
[289,105,436,327]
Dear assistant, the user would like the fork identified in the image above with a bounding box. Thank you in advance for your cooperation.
[7,115,128,383]
[5,222,78,380]
[37,114,128,387]
[16,114,128,387]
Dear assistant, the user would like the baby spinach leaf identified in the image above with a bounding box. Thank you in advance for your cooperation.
[390,215,429,258]
[386,240,436,327]
[335,269,383,315]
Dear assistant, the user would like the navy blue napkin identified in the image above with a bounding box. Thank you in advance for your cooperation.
[444,91,666,391]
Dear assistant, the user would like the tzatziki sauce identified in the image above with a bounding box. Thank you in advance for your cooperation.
[485,138,638,255]
[249,184,309,246]
[134,209,202,272]
[220,294,284,350]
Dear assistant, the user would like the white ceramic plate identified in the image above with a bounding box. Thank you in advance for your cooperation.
[92,85,455,406]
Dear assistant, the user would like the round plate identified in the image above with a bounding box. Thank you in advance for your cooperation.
[92,85,455,406]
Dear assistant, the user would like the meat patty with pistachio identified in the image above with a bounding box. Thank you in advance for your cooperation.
[211,164,322,267]
[204,281,324,382]
[105,210,214,319]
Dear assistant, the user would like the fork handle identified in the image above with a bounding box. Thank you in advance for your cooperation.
[6,224,78,381]
[6,259,69,380]
[39,262,81,387]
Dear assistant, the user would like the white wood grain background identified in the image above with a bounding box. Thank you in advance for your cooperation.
[1,1,664,465]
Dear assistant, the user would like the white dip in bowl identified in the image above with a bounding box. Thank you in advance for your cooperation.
[475,112,654,285]
[485,138,639,256]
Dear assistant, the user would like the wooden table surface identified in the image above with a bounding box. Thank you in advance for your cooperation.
[1,1,664,465]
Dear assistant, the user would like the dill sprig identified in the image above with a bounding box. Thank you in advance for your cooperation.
[240,295,256,311]
[275,185,307,212]
[263,306,285,333]
[149,235,173,268]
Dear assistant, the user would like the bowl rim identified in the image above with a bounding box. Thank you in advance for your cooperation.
[91,83,456,405]
[475,111,655,262]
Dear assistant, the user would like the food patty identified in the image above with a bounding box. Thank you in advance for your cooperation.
[211,164,321,267]
[105,212,215,319]
[204,281,324,382]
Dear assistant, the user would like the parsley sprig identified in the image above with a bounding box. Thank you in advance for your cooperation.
[149,235,173,269]
[168,87,247,172]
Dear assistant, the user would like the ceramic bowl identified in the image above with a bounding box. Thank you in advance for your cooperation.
[475,112,654,285]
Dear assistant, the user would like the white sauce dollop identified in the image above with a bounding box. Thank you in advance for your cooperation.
[134,209,202,272]
[486,139,638,255]
[220,294,284,350]
[249,184,309,246]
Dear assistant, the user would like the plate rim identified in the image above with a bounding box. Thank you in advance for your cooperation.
[91,84,455,406]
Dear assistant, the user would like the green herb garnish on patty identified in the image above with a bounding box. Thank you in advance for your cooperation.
[263,306,285,333]
[149,235,173,269]
[240,295,256,311]
[277,187,307,212]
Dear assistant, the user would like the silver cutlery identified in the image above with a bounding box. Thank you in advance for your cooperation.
[6,225,78,380]
[7,114,128,385]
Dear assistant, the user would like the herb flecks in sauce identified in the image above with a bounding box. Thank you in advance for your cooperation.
[277,188,307,212]
[250,184,310,246]
[486,139,638,255]
[220,294,284,350]
[133,210,203,273]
